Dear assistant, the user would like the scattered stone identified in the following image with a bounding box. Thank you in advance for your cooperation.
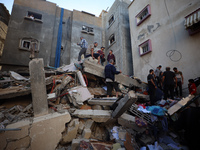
[78,120,85,134]
[62,119,79,143]
[112,143,121,150]
[82,128,91,139]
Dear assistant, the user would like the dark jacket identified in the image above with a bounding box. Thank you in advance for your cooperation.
[107,54,115,63]
[105,64,120,81]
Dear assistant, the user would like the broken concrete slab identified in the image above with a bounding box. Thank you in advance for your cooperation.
[0,111,71,150]
[83,60,146,88]
[29,58,48,117]
[62,118,79,144]
[112,91,137,118]
[0,86,31,99]
[73,110,112,123]
[88,98,116,106]
[68,86,93,105]
[115,74,147,88]
[57,63,77,72]
[9,71,29,81]
[167,94,195,115]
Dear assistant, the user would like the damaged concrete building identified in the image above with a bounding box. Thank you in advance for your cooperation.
[1,0,200,150]
[128,0,200,95]
[0,3,10,57]
[0,0,133,76]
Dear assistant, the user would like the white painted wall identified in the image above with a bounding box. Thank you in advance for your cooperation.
[128,0,200,95]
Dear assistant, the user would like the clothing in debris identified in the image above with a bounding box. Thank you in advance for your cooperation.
[162,68,177,100]
[77,38,88,61]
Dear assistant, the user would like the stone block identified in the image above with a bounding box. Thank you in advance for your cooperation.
[29,58,48,117]
[0,112,71,150]
[78,120,85,134]
[85,119,94,129]
[82,128,91,139]
[62,118,79,143]
[71,139,89,150]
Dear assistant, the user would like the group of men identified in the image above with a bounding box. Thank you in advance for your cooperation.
[77,37,116,65]
[77,37,120,97]
[147,65,184,105]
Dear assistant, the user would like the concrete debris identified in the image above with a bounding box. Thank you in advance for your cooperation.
[1,57,198,150]
[112,90,137,118]
[62,118,79,144]
[9,71,29,81]
[68,86,93,105]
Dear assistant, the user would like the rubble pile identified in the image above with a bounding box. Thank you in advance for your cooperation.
[0,58,200,150]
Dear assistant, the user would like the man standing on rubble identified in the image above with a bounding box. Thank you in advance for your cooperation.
[173,67,184,98]
[147,69,157,105]
[77,37,88,63]
[162,67,177,100]
[107,50,116,65]
[154,65,162,89]
[105,59,121,98]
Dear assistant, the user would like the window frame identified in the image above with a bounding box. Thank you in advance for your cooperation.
[24,11,43,23]
[81,25,94,35]
[108,14,115,27]
[135,4,151,26]
[19,38,40,52]
[108,34,115,46]
[138,39,152,56]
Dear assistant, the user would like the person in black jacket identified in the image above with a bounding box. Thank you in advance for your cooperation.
[105,59,121,97]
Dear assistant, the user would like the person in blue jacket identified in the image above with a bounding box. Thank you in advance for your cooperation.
[105,59,121,97]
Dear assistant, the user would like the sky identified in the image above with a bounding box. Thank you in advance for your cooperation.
[1,0,116,16]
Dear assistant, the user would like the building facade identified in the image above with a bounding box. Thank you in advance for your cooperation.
[0,3,10,57]
[128,0,200,95]
[101,0,133,75]
[0,0,133,76]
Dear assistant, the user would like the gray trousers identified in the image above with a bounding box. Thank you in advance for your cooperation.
[78,48,87,61]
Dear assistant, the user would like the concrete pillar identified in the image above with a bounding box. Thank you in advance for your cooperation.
[29,58,48,117]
